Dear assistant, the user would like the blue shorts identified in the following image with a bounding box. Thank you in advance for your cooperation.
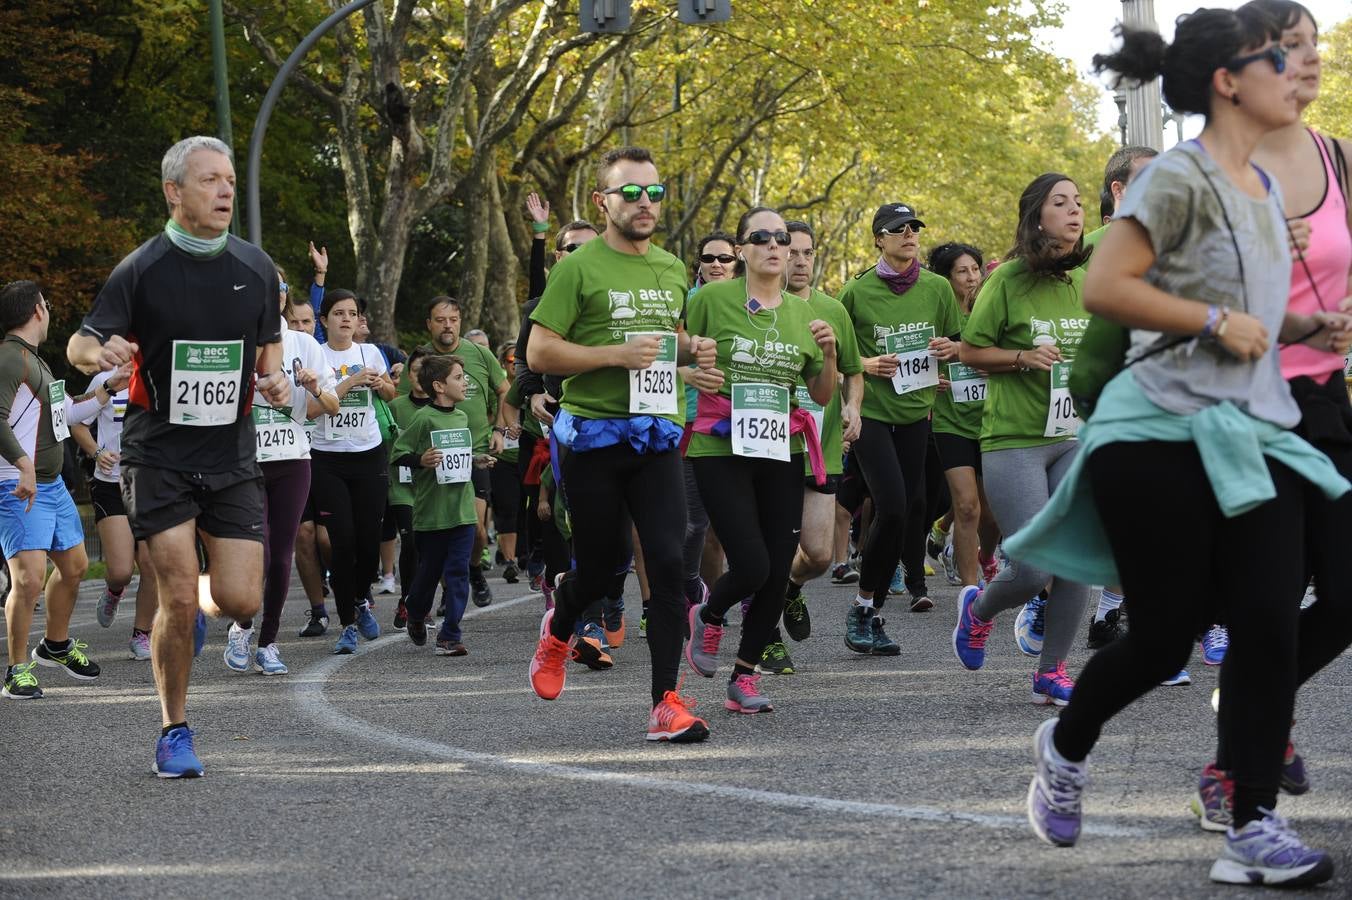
[0,479,85,559]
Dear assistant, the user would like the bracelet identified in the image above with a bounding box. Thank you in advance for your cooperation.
[531,221,550,234]
[1014,350,1026,372]
[1200,304,1221,338]
[1215,307,1231,339]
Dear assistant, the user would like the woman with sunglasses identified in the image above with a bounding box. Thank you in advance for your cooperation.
[1007,8,1351,885]
[683,207,836,714]
[837,202,962,654]
[676,232,738,624]
[1187,0,1352,834]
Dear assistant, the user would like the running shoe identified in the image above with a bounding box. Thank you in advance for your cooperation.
[686,603,724,677]
[2,662,43,699]
[1300,583,1317,609]
[1202,625,1228,666]
[407,617,427,646]
[540,578,554,610]
[1013,596,1046,657]
[529,608,571,700]
[602,598,626,649]
[503,562,520,585]
[952,586,992,671]
[1160,669,1192,687]
[254,643,289,676]
[909,592,934,612]
[153,725,205,779]
[377,573,397,595]
[980,554,1000,586]
[726,672,774,713]
[333,624,359,654]
[436,598,446,617]
[1191,763,1234,833]
[479,546,493,570]
[940,544,960,586]
[1027,718,1087,848]
[96,587,123,628]
[844,604,875,654]
[888,566,905,595]
[1086,608,1124,649]
[393,600,408,631]
[830,562,860,585]
[193,610,207,657]
[529,573,544,593]
[646,690,709,743]
[223,623,253,672]
[355,602,381,640]
[869,616,900,655]
[1209,809,1333,887]
[1032,662,1075,706]
[571,623,613,670]
[783,591,810,642]
[299,607,328,637]
[1281,743,1310,795]
[757,641,795,675]
[129,631,152,661]
[32,639,100,681]
[470,569,493,608]
[435,639,468,657]
[637,609,646,638]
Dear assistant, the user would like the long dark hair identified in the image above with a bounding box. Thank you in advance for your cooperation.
[1092,7,1283,119]
[1242,1,1317,37]
[1006,173,1089,279]
[927,242,984,279]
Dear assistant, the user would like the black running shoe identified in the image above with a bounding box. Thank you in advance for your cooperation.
[32,639,100,681]
[470,569,493,608]
[503,562,519,585]
[869,616,901,656]
[1087,608,1125,649]
[393,600,408,631]
[299,608,328,637]
[783,592,811,642]
[407,617,427,646]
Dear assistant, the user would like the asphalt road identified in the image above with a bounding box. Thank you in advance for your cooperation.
[2,567,1348,899]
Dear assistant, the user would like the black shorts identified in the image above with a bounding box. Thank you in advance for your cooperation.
[804,473,840,495]
[121,464,265,543]
[836,452,868,514]
[89,478,126,522]
[472,466,492,502]
[933,431,982,475]
[300,491,316,524]
[490,461,520,533]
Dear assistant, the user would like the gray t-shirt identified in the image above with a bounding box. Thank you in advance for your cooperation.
[1117,141,1299,428]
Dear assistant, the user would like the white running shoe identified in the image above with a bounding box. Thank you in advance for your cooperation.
[377,573,397,595]
[224,623,253,672]
[254,643,289,676]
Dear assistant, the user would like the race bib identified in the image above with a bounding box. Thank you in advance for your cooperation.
[503,433,520,452]
[886,327,938,395]
[731,383,789,461]
[794,384,825,440]
[170,340,242,426]
[49,380,69,442]
[253,406,305,462]
[1045,361,1080,437]
[327,388,370,441]
[948,363,987,404]
[398,466,412,484]
[627,331,678,414]
[431,428,474,485]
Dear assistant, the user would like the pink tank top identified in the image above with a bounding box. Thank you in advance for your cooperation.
[1279,130,1352,381]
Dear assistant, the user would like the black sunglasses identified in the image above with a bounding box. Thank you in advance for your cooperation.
[561,243,584,254]
[1226,44,1287,75]
[603,183,667,203]
[700,253,736,264]
[743,230,792,247]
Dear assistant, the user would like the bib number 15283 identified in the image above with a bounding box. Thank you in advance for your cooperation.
[627,331,678,414]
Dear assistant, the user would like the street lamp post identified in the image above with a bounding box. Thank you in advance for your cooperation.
[1114,87,1128,147]
[1120,0,1164,149]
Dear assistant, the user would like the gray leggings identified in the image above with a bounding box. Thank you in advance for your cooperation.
[974,441,1090,669]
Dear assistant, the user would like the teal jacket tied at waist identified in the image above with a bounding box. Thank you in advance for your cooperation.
[1002,369,1350,586]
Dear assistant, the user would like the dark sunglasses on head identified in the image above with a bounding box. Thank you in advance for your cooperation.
[743,230,792,247]
[1226,44,1287,75]
[603,183,667,203]
[700,253,736,264]
[561,243,584,254]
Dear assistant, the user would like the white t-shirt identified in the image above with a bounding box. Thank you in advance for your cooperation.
[76,370,128,484]
[310,341,387,453]
[253,324,335,462]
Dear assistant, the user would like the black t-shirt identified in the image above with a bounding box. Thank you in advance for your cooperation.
[80,233,281,474]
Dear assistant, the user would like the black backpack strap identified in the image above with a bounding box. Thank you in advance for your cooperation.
[1330,135,1349,203]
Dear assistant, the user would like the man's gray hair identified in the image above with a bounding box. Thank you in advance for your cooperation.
[161,136,233,186]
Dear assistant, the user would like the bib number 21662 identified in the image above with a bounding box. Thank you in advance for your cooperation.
[170,340,242,426]
[731,383,789,461]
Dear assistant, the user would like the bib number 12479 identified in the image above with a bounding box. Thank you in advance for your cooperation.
[731,383,789,461]
[170,340,243,426]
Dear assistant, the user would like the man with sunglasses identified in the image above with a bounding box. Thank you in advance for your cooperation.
[525,146,719,743]
[838,202,961,653]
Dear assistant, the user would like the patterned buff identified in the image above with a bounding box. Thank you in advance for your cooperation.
[875,256,920,295]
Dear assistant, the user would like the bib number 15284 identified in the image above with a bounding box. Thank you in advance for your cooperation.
[731,383,789,461]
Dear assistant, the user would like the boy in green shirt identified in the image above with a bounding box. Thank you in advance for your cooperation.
[391,354,489,655]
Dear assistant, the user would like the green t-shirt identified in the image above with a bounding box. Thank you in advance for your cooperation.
[395,339,504,453]
[838,267,961,425]
[932,307,984,440]
[529,238,688,424]
[391,403,478,532]
[962,258,1088,452]
[801,288,863,476]
[386,393,430,506]
[1078,224,1107,271]
[683,278,825,459]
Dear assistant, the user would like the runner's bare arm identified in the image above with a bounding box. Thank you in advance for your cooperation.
[527,325,654,374]
[68,333,136,374]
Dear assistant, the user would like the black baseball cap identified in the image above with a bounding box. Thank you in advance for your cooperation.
[872,203,925,234]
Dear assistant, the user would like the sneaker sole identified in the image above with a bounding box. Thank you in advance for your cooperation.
[333,645,357,655]
[571,644,613,670]
[1015,638,1043,657]
[647,721,710,742]
[1190,794,1231,833]
[2,687,43,699]
[724,700,774,714]
[754,665,795,675]
[843,635,874,655]
[153,764,204,779]
[909,598,934,613]
[31,652,99,682]
[435,647,469,657]
[1031,690,1071,707]
[1209,855,1333,887]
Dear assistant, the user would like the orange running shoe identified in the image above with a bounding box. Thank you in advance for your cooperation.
[646,690,710,743]
[529,609,572,700]
[572,623,614,670]
[604,617,626,650]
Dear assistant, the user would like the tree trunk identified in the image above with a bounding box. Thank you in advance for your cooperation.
[483,169,520,347]
[458,159,492,330]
